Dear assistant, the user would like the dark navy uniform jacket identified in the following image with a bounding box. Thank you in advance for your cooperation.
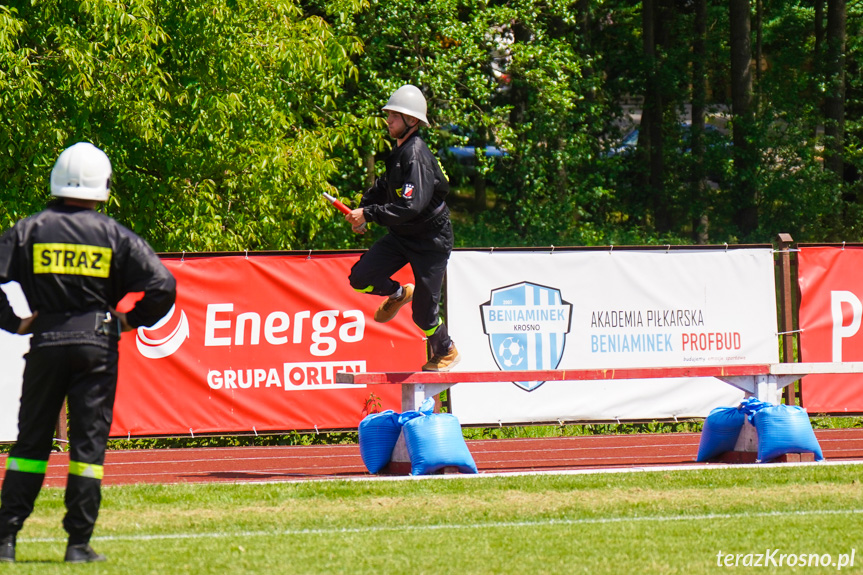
[361,131,451,238]
[0,202,176,337]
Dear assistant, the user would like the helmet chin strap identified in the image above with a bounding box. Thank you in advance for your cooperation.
[396,113,419,140]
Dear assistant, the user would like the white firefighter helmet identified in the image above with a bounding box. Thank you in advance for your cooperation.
[50,142,112,201]
[382,84,429,126]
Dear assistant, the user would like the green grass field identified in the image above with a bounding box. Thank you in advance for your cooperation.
[7,463,863,574]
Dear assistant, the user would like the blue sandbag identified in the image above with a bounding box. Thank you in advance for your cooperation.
[739,396,771,416]
[696,406,746,462]
[402,413,478,475]
[358,410,402,474]
[397,397,435,427]
[696,397,770,462]
[750,404,824,462]
[358,398,436,474]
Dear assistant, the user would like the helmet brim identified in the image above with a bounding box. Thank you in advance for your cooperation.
[382,104,429,127]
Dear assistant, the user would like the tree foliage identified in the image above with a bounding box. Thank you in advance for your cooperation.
[320,1,614,247]
[1,0,862,250]
[0,0,369,251]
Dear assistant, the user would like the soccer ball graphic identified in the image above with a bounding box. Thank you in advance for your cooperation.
[498,336,526,368]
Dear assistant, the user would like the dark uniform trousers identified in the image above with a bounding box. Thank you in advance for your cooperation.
[0,338,118,544]
[349,222,454,356]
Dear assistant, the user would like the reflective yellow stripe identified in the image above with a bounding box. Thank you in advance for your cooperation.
[33,243,113,278]
[6,457,48,474]
[353,286,374,294]
[69,460,104,480]
[420,318,443,336]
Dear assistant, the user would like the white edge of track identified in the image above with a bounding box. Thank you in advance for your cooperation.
[107,458,863,486]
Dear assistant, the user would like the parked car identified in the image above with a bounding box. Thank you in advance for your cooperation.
[605,122,731,183]
[437,125,507,186]
[605,122,727,157]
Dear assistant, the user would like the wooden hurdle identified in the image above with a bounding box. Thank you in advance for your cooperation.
[337,362,863,472]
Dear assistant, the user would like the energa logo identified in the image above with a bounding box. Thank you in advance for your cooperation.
[480,282,572,391]
[135,304,190,359]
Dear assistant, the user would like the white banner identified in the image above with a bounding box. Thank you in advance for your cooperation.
[447,249,779,424]
[0,283,30,442]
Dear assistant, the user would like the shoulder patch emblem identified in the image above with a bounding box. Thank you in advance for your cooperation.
[403,183,414,199]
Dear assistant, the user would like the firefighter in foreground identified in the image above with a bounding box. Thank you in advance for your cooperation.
[345,84,460,371]
[0,142,176,563]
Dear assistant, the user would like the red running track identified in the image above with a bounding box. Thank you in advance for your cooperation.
[2,429,863,487]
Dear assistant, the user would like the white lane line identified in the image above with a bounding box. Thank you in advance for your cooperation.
[88,458,863,486]
[21,508,863,544]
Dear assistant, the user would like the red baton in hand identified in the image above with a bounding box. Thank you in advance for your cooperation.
[322,192,366,231]
[322,191,351,215]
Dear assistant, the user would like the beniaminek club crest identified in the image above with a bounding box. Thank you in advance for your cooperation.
[480,282,572,391]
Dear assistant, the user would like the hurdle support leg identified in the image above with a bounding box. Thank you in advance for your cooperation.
[335,363,853,470]
[716,372,805,462]
[384,383,456,475]
[717,373,785,405]
[401,383,456,413]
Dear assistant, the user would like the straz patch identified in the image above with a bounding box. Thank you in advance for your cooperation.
[402,183,414,199]
[33,243,112,278]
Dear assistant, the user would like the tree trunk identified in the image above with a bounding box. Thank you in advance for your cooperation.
[473,174,487,212]
[729,0,758,236]
[755,0,763,110]
[823,0,846,178]
[815,0,825,56]
[364,153,376,191]
[811,0,826,139]
[640,0,668,232]
[690,0,709,244]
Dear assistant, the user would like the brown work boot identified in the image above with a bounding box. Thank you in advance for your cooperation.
[422,344,461,372]
[374,284,414,323]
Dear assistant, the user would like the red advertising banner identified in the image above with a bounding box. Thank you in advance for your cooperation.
[111,253,424,436]
[798,246,863,412]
